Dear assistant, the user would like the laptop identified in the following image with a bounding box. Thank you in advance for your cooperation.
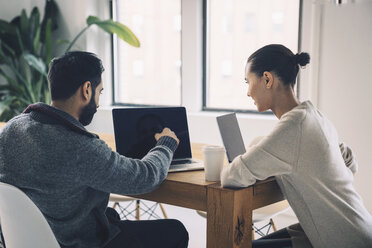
[216,113,246,163]
[112,107,204,172]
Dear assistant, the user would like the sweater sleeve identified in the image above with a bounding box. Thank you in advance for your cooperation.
[77,135,178,195]
[339,142,358,174]
[221,111,304,188]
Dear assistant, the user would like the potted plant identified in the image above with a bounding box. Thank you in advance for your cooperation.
[0,0,139,121]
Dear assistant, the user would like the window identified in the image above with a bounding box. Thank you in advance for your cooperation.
[204,0,301,112]
[111,0,301,112]
[113,0,181,106]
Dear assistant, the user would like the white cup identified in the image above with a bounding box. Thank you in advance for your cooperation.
[202,145,226,181]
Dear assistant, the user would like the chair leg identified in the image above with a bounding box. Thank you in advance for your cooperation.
[135,200,140,220]
[252,225,255,240]
[159,203,168,219]
[270,218,277,232]
[110,199,167,220]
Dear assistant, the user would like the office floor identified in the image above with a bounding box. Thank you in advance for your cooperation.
[109,200,299,248]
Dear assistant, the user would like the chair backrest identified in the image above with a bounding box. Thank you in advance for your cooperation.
[0,182,60,248]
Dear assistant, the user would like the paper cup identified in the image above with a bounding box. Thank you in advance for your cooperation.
[202,145,225,181]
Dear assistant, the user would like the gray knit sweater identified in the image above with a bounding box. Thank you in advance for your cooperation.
[0,103,178,248]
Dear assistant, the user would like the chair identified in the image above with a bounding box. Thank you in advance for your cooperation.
[196,200,290,239]
[0,182,60,248]
[110,194,168,220]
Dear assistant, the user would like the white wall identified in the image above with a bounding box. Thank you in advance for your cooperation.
[0,1,31,20]
[315,2,372,211]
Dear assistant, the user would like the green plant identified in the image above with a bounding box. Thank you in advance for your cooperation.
[0,0,139,121]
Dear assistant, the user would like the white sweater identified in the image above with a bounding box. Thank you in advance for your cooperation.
[221,101,372,248]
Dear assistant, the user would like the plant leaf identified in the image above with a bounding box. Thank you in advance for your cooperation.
[20,9,29,35]
[0,20,17,58]
[43,84,50,104]
[34,75,46,102]
[112,22,140,47]
[44,18,52,65]
[56,38,70,46]
[23,53,47,76]
[33,26,41,53]
[0,95,16,119]
[15,28,24,54]
[0,95,27,122]
[0,84,30,108]
[0,19,17,35]
[0,67,20,88]
[20,9,33,52]
[0,41,16,63]
[86,16,140,47]
[1,18,22,56]
[41,0,59,42]
[86,16,100,25]
[29,7,40,33]
[29,7,40,53]
[0,84,26,98]
[0,49,35,102]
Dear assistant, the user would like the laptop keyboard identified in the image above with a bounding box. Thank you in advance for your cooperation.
[171,159,195,165]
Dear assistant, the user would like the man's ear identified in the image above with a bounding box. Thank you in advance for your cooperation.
[263,71,273,89]
[81,81,92,102]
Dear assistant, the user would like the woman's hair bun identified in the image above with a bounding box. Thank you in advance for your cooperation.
[294,52,310,67]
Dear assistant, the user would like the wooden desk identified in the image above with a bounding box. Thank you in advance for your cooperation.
[100,133,285,248]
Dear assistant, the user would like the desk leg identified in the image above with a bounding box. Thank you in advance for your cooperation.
[207,186,253,248]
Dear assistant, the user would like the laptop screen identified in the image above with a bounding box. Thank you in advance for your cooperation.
[112,107,192,160]
[217,113,246,163]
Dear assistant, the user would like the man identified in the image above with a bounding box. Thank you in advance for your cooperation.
[0,51,189,248]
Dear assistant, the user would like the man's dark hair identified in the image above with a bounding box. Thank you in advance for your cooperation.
[48,51,105,100]
[247,44,310,88]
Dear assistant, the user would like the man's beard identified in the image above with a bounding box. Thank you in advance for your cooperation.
[79,96,97,126]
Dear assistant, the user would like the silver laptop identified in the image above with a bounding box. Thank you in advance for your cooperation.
[216,113,246,163]
[112,107,203,172]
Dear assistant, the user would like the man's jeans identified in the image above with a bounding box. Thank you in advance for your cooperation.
[104,207,189,248]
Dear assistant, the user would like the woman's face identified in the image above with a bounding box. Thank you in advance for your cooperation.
[245,63,272,112]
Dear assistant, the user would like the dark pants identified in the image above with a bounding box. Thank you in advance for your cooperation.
[104,208,189,248]
[252,228,292,248]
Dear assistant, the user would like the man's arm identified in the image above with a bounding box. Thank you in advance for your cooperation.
[78,128,179,195]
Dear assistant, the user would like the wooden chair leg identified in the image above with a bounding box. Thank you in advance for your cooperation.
[270,218,277,232]
[252,225,255,240]
[159,203,168,219]
[112,202,118,209]
[135,200,140,220]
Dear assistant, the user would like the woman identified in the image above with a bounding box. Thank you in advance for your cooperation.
[221,44,372,248]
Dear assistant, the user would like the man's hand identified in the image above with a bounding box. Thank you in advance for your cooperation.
[155,128,179,145]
